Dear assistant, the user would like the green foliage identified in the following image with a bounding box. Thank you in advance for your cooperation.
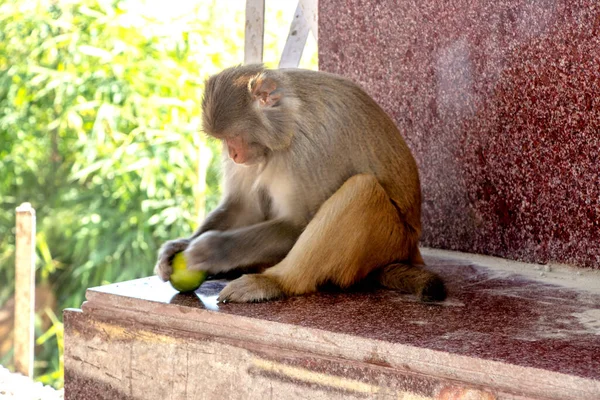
[0,0,236,387]
[35,308,64,388]
[0,0,317,389]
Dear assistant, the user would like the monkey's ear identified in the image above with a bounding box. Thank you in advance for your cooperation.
[250,75,282,107]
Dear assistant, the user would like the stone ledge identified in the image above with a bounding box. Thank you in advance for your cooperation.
[63,249,600,400]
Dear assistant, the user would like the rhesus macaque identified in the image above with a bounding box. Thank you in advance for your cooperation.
[155,64,447,303]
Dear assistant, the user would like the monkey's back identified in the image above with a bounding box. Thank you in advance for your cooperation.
[280,69,422,231]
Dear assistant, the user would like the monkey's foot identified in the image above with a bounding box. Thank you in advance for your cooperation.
[218,274,284,303]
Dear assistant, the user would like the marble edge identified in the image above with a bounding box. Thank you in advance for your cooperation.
[70,291,600,400]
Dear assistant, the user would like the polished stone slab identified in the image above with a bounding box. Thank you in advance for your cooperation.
[319,0,600,269]
[64,251,600,399]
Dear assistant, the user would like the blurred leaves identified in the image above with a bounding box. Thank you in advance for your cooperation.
[0,0,240,386]
[0,0,317,389]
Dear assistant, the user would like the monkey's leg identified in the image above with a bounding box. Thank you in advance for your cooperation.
[218,174,446,303]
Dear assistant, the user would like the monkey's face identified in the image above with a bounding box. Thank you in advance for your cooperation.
[221,131,269,166]
[202,66,297,166]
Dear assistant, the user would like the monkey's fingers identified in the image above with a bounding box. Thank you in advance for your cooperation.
[154,260,172,282]
[183,249,210,271]
[157,238,191,262]
[218,274,284,303]
[155,238,191,281]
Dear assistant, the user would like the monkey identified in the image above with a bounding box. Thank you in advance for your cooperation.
[154,64,447,303]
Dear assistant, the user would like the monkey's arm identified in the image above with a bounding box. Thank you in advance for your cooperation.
[154,197,265,281]
[190,200,243,239]
[184,218,302,274]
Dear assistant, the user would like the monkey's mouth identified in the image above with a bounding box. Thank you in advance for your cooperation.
[230,155,261,167]
[230,145,270,166]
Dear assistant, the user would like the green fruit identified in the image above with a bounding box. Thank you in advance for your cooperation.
[169,252,207,292]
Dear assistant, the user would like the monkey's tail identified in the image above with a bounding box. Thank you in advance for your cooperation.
[375,263,447,302]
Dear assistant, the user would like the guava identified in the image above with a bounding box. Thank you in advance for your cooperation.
[169,252,206,292]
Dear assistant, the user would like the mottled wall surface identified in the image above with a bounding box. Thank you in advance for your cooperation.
[319,0,600,268]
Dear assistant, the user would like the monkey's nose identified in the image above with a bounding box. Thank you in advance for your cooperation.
[229,148,247,164]
[228,147,238,161]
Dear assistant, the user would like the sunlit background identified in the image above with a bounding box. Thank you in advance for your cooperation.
[0,0,317,388]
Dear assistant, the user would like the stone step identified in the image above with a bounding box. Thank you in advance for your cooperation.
[63,249,600,400]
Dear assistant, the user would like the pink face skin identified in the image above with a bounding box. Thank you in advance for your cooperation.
[225,135,267,165]
[225,136,248,164]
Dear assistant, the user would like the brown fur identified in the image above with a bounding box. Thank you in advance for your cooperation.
[155,65,447,303]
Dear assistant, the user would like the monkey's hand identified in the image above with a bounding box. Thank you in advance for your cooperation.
[184,231,233,274]
[154,238,191,281]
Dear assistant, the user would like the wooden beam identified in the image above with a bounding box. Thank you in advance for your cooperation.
[279,3,311,69]
[299,0,318,43]
[244,0,265,64]
[14,202,36,377]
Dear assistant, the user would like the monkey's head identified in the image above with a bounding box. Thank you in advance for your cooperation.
[202,65,299,165]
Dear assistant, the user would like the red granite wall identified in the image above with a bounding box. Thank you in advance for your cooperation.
[319,0,600,269]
